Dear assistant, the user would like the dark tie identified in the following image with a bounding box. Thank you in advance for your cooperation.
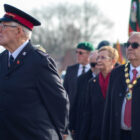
[82,66,85,74]
[124,69,138,127]
[9,55,14,67]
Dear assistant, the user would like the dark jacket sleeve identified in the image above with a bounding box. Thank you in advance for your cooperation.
[36,54,70,134]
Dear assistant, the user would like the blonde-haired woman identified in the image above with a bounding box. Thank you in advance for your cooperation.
[79,46,119,140]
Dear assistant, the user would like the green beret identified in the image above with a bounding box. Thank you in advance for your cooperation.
[77,42,94,51]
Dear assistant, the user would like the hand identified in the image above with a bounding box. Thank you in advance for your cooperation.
[71,130,75,135]
[63,134,68,140]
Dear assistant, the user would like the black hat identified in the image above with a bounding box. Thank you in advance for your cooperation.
[0,4,41,30]
[97,40,110,50]
[77,42,94,51]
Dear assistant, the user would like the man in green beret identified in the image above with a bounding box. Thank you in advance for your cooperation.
[63,42,94,138]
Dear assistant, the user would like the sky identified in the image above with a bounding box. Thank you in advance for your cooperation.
[0,0,131,50]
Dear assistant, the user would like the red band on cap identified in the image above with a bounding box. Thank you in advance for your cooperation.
[5,12,34,30]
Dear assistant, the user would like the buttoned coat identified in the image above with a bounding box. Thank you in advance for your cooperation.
[102,64,140,140]
[79,75,105,140]
[72,69,93,139]
[63,64,79,108]
[0,42,69,140]
[63,64,79,130]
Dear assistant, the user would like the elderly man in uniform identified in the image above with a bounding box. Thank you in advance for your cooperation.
[102,32,140,140]
[0,4,69,140]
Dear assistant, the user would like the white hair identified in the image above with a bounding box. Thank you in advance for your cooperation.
[129,31,140,38]
[10,22,32,39]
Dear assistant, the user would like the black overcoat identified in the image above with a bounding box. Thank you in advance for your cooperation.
[0,42,69,140]
[102,64,140,140]
[63,64,79,108]
[79,75,105,140]
[63,64,79,130]
[72,70,93,139]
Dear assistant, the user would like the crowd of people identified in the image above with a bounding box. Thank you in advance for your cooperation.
[0,3,140,140]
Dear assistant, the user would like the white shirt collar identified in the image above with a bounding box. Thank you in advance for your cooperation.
[77,64,91,77]
[92,72,96,78]
[129,64,140,80]
[9,40,29,60]
[79,64,90,69]
[130,64,140,74]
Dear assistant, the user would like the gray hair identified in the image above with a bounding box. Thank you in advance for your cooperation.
[129,31,140,38]
[10,22,32,39]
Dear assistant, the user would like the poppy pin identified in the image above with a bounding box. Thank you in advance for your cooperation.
[17,60,20,64]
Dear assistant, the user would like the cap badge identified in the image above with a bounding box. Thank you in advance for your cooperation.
[22,52,27,56]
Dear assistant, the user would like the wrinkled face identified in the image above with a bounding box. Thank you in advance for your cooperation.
[126,34,140,63]
[76,48,90,65]
[90,55,97,65]
[89,52,99,74]
[96,50,114,72]
[0,22,18,47]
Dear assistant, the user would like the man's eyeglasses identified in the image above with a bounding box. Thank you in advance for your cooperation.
[0,23,17,31]
[76,51,87,55]
[124,42,140,49]
[90,62,97,68]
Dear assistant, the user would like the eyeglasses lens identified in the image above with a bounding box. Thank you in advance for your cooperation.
[125,42,140,49]
[76,51,83,55]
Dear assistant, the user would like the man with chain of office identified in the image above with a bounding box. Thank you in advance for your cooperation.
[102,32,140,140]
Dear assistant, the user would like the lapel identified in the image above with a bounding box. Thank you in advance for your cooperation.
[120,62,140,91]
[87,69,93,79]
[118,63,133,99]
[133,66,140,88]
[72,64,79,82]
[5,42,34,77]
[121,64,129,95]
[75,64,79,77]
[1,50,9,74]
[135,78,140,88]
[93,75,105,100]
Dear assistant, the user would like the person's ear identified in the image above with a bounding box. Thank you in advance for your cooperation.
[112,59,116,65]
[16,26,23,36]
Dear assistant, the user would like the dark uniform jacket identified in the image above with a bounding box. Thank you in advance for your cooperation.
[63,64,79,130]
[0,42,69,140]
[72,69,93,139]
[102,64,140,140]
[80,75,105,140]
[63,64,79,108]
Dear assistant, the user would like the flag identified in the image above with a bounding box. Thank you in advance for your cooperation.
[116,41,126,64]
[129,0,140,35]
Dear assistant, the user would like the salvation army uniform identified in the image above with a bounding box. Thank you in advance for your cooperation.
[0,42,69,140]
[0,4,69,140]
